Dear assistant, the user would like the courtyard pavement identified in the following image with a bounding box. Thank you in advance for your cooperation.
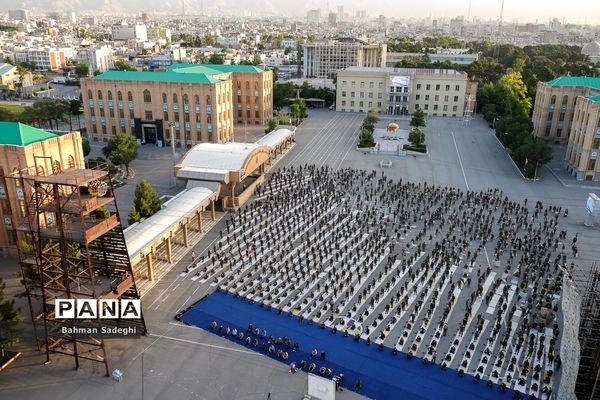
[1,110,599,400]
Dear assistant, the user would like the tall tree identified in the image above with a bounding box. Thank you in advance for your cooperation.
[102,134,139,175]
[81,136,91,157]
[410,108,426,128]
[75,63,90,77]
[133,180,162,218]
[498,70,532,118]
[113,59,135,71]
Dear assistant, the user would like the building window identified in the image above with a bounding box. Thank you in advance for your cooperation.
[426,84,430,90]
[556,128,562,138]
[444,95,449,102]
[593,138,600,149]
[424,104,429,110]
[164,112,169,121]
[415,104,419,109]
[545,127,551,137]
[416,84,421,90]
[453,105,457,111]
[435,84,440,91]
[455,85,460,91]
[174,112,179,122]
[128,91,133,102]
[108,90,113,100]
[143,90,151,103]
[118,91,122,101]
[443,105,448,111]
[87,89,93,99]
[434,95,439,101]
[341,100,346,106]
[111,126,116,135]
[445,85,450,91]
[145,111,153,120]
[425,95,430,101]
[454,96,459,102]
[433,105,438,110]
[342,91,346,97]
[97,90,103,100]
[369,82,374,88]
[351,92,355,98]
[588,158,596,171]
[548,112,554,121]
[129,110,134,119]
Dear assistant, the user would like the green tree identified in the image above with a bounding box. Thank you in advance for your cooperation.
[466,57,504,84]
[113,59,135,71]
[358,128,375,148]
[410,108,426,128]
[133,180,162,218]
[265,117,280,133]
[69,99,83,130]
[498,70,532,118]
[408,128,425,146]
[102,134,139,175]
[81,136,91,157]
[0,277,20,352]
[512,137,553,178]
[366,110,379,125]
[0,108,16,121]
[75,63,90,77]
[128,205,141,224]
[208,53,225,64]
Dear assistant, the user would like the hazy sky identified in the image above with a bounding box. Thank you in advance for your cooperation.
[3,0,600,25]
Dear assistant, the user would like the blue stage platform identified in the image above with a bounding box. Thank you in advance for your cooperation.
[180,291,514,400]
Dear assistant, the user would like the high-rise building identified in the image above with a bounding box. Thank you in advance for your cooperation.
[81,64,273,147]
[111,24,148,41]
[335,67,476,117]
[302,38,387,80]
[8,9,28,21]
[306,9,321,23]
[76,46,115,75]
[328,12,337,26]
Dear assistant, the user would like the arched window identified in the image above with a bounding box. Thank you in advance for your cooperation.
[245,82,250,90]
[183,94,189,105]
[107,90,113,100]
[68,155,75,169]
[162,93,167,103]
[143,90,151,103]
[87,89,93,99]
[97,90,103,100]
[194,95,200,104]
[127,91,133,102]
[173,93,178,103]
[550,95,556,104]
[52,160,61,174]
[206,95,211,104]
[117,91,122,101]
[237,81,241,89]
[562,95,568,105]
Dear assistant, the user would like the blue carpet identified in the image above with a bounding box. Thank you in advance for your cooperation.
[180,291,514,400]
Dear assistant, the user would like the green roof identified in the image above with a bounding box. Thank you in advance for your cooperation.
[589,94,600,103]
[94,63,265,85]
[169,63,265,74]
[0,122,57,146]
[94,70,221,84]
[546,76,600,90]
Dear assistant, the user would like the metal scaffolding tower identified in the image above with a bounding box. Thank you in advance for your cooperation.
[575,263,600,400]
[7,158,146,376]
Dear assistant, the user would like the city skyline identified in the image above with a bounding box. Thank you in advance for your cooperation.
[2,0,600,25]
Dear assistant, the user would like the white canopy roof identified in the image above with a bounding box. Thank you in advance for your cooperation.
[124,186,216,258]
[256,127,295,149]
[179,142,263,172]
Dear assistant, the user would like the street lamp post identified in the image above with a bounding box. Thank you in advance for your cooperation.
[168,122,176,187]
[534,160,541,181]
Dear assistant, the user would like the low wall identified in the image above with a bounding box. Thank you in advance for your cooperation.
[556,275,581,400]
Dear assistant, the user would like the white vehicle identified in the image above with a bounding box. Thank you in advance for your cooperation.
[52,77,66,84]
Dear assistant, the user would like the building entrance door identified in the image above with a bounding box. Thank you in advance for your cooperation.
[143,126,157,144]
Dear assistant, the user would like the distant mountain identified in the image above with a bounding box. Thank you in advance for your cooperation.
[1,0,323,15]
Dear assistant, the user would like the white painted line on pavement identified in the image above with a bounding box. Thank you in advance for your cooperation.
[451,131,470,190]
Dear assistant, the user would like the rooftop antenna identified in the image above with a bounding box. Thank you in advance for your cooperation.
[493,0,505,58]
[467,0,472,21]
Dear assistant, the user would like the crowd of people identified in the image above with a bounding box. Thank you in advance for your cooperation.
[191,165,573,399]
